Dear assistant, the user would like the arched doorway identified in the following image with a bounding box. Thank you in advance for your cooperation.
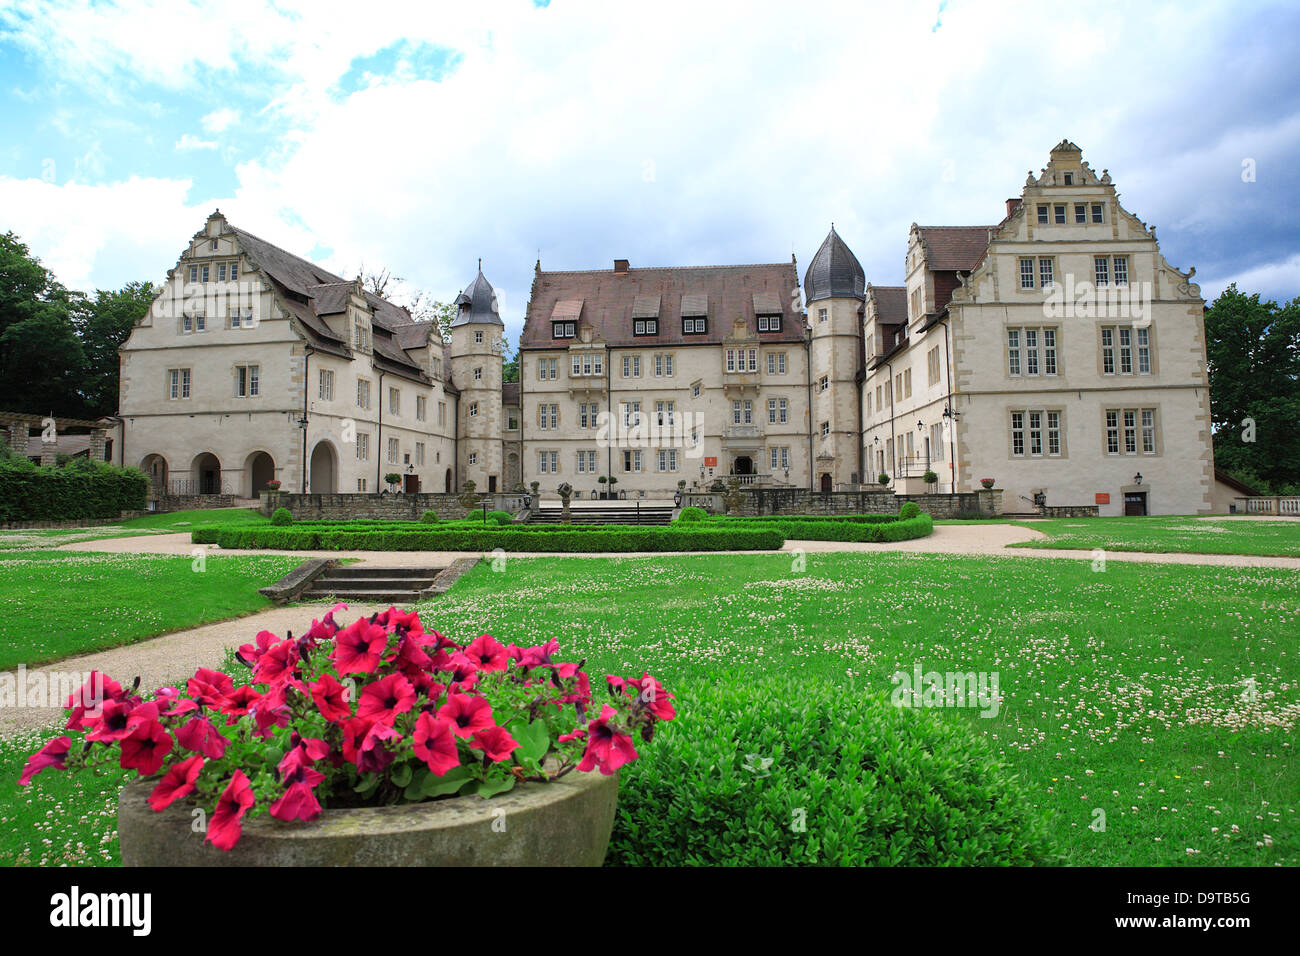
[820,473,833,493]
[140,454,168,495]
[733,455,753,476]
[245,451,276,497]
[309,441,337,494]
[444,468,452,493]
[191,452,222,495]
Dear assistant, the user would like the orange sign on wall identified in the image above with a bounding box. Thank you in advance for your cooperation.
[704,457,718,467]
[1095,493,1110,505]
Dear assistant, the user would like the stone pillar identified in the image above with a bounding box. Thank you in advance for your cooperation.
[7,422,29,458]
[89,428,107,463]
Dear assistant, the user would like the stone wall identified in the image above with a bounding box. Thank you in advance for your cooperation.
[1041,505,1100,518]
[263,491,528,521]
[0,510,149,531]
[684,488,1003,518]
[153,494,237,511]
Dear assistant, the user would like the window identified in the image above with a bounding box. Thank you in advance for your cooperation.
[1118,327,1132,374]
[1101,328,1115,375]
[387,437,399,464]
[437,401,446,426]
[354,320,369,350]
[319,369,334,400]
[767,397,788,424]
[866,393,872,416]
[1136,327,1150,374]
[576,450,598,474]
[235,364,259,397]
[1106,408,1158,455]
[357,379,371,409]
[769,446,789,472]
[682,317,707,334]
[389,387,400,416]
[767,351,787,375]
[537,358,558,380]
[1074,203,1087,224]
[927,345,941,386]
[356,433,370,461]
[653,353,674,377]
[1020,257,1035,289]
[1009,411,1061,458]
[230,262,238,281]
[1007,327,1058,377]
[201,265,209,282]
[552,321,575,338]
[820,420,830,438]
[1039,257,1054,289]
[757,314,782,332]
[230,309,253,329]
[416,395,427,421]
[621,401,641,427]
[1113,256,1129,286]
[903,368,912,398]
[1054,204,1066,224]
[188,266,198,282]
[469,401,479,417]
[168,368,191,400]
[1091,203,1104,223]
[468,453,477,466]
[508,414,518,430]
[415,442,425,466]
[217,263,227,281]
[633,319,658,336]
[819,375,829,393]
[622,449,642,473]
[655,400,675,426]
[818,308,828,323]
[1010,412,1025,456]
[1037,204,1049,225]
[731,400,753,425]
[1047,411,1061,456]
[657,449,678,472]
[357,478,368,492]
[431,358,442,380]
[725,350,736,373]
[1028,411,1043,456]
[537,403,558,430]
[474,330,484,344]
[621,355,641,378]
[1095,256,1110,286]
[1063,172,1074,186]
[471,367,482,382]
[692,383,702,398]
[183,314,193,333]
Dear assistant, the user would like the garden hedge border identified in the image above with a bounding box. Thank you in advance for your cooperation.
[0,461,149,522]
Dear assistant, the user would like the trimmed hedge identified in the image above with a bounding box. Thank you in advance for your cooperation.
[711,513,902,524]
[0,460,148,522]
[199,526,786,553]
[607,673,1059,866]
[899,501,922,520]
[676,506,707,523]
[271,507,293,526]
[706,513,933,543]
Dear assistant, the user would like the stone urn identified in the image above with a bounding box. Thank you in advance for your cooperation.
[117,768,618,867]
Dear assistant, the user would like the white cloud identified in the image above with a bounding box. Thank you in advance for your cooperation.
[200,107,240,134]
[174,133,218,151]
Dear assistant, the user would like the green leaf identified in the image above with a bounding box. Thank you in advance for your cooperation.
[472,774,517,798]
[403,769,431,802]
[353,773,380,797]
[508,717,551,764]
[390,762,413,788]
[421,765,473,797]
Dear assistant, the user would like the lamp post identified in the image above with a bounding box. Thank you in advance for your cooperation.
[1134,472,1143,486]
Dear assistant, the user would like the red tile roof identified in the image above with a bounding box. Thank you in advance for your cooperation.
[521,262,805,350]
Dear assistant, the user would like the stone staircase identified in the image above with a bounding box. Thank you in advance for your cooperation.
[529,505,675,526]
[301,565,444,603]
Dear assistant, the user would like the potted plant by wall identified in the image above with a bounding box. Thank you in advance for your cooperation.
[922,470,938,491]
[607,476,619,500]
[384,472,402,494]
[877,472,891,488]
[980,477,996,490]
[18,607,674,867]
[597,475,609,500]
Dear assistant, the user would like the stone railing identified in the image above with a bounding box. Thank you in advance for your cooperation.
[262,491,528,522]
[1233,496,1300,516]
[684,487,1004,518]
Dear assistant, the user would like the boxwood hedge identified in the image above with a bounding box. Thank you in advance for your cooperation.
[607,672,1059,866]
[706,513,933,543]
[196,526,785,552]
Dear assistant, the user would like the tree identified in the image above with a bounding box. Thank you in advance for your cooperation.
[0,231,85,417]
[1204,284,1300,492]
[74,281,157,417]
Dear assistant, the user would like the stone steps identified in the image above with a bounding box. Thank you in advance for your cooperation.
[302,565,443,602]
[529,507,675,526]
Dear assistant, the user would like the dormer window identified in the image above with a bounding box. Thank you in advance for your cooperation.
[757,314,782,332]
[633,318,657,336]
[1063,172,1074,186]
[552,321,575,338]
[682,317,707,334]
[354,319,369,350]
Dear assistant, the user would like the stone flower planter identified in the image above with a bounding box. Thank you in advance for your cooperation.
[118,768,618,867]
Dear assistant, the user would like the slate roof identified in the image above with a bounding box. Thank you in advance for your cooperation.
[501,382,520,406]
[865,284,907,325]
[521,261,804,350]
[915,226,995,272]
[450,266,503,327]
[804,226,865,302]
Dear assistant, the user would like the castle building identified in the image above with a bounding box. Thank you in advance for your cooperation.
[119,142,1219,515]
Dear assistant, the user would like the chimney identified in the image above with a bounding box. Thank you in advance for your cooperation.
[614,258,629,274]
[1005,198,1022,219]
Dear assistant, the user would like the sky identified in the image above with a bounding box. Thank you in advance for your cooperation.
[1,0,1298,350]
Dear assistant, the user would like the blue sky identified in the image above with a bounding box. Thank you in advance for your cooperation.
[1,0,1298,350]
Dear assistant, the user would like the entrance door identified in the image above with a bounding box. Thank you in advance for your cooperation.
[1124,492,1148,516]
[820,473,833,493]
[403,474,419,494]
[488,475,497,493]
[734,456,753,476]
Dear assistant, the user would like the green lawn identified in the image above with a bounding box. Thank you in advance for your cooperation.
[2,547,1295,867]
[0,507,269,552]
[0,550,301,668]
[1007,515,1300,557]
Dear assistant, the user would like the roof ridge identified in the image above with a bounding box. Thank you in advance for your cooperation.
[539,262,795,275]
[916,224,998,231]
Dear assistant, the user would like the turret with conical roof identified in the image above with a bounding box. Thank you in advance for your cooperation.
[449,260,504,492]
[804,225,866,302]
